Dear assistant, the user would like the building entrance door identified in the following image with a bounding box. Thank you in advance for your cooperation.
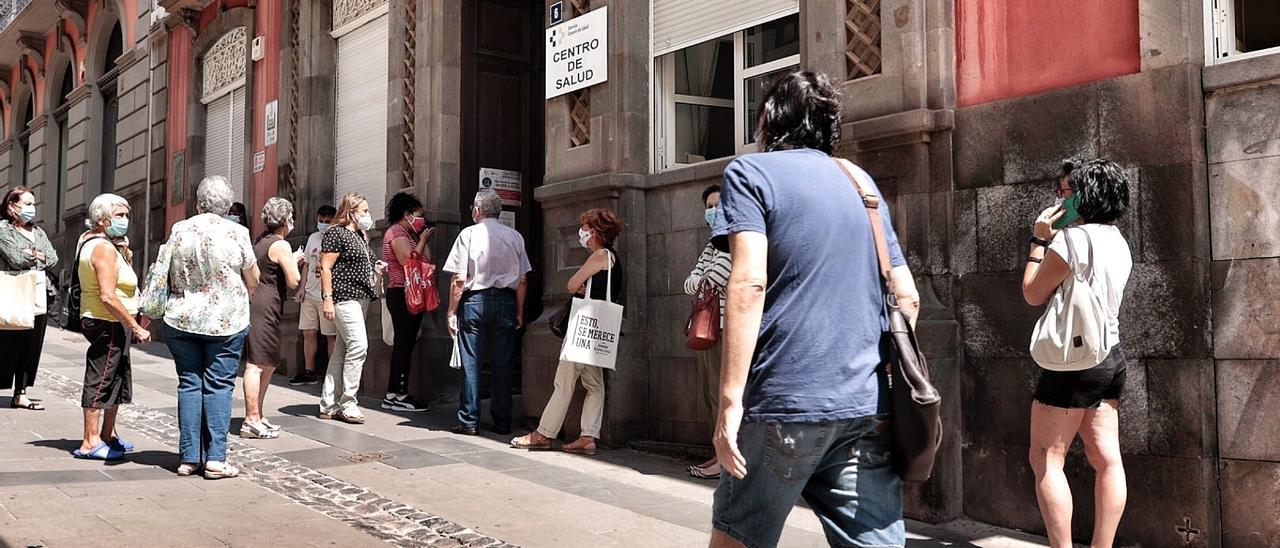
[461,0,546,392]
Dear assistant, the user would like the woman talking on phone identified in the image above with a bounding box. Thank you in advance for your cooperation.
[1021,159,1132,548]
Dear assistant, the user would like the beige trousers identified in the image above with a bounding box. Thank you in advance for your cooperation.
[536,360,605,439]
[695,341,722,425]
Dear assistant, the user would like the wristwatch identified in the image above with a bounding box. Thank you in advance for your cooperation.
[1028,235,1052,248]
[321,293,332,300]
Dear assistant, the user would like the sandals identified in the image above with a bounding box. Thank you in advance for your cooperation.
[261,419,282,432]
[71,441,124,461]
[203,462,240,480]
[561,437,597,456]
[10,397,43,411]
[176,463,202,476]
[510,433,553,450]
[240,421,280,439]
[336,411,365,424]
[107,437,135,453]
[688,464,721,480]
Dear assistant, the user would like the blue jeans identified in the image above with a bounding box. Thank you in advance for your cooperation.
[456,289,517,428]
[165,324,248,463]
[713,414,904,548]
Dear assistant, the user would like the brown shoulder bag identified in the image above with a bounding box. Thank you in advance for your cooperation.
[685,281,721,351]
[835,158,943,482]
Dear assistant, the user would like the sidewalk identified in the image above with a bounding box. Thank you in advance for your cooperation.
[0,328,1059,547]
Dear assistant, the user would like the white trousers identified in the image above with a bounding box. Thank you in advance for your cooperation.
[536,360,605,439]
[320,299,369,414]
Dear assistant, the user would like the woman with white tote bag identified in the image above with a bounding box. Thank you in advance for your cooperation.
[511,208,624,456]
[0,187,58,411]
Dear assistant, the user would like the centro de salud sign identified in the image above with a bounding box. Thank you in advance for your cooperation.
[545,5,608,99]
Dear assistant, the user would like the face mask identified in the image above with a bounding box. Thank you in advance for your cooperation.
[317,222,331,232]
[106,217,129,238]
[19,204,36,223]
[578,228,593,249]
[225,214,242,224]
[410,216,426,234]
[357,214,374,231]
[704,207,717,227]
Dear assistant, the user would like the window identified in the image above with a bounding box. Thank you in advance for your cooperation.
[1208,0,1280,63]
[656,13,800,170]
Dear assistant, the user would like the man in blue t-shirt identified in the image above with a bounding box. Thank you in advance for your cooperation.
[708,72,920,548]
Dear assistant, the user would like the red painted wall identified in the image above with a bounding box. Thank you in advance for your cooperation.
[250,0,281,236]
[165,25,192,231]
[956,0,1141,106]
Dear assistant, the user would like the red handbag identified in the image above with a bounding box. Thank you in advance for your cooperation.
[404,252,439,314]
[684,282,721,351]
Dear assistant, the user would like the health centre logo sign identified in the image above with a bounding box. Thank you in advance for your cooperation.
[546,6,608,99]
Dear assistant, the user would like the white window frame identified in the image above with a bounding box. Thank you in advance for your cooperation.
[1205,0,1280,65]
[654,17,800,172]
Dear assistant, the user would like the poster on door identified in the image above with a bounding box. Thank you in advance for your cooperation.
[479,168,522,207]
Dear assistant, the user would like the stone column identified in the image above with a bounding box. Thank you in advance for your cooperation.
[528,0,651,445]
[62,84,93,236]
[23,116,48,209]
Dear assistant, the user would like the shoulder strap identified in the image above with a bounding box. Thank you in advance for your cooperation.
[832,158,892,283]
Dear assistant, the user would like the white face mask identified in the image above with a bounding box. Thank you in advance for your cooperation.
[357,214,374,231]
[578,228,592,249]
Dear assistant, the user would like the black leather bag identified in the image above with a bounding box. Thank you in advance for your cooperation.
[548,299,573,339]
[835,158,942,482]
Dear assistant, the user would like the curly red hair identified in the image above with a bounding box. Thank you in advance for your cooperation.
[579,208,623,246]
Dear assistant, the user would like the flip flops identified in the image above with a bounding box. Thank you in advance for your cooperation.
[72,442,124,461]
[688,465,721,480]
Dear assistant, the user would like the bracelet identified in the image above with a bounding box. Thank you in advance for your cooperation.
[1028,236,1052,248]
[1027,256,1043,263]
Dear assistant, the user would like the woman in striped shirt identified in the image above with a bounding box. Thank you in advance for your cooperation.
[685,185,731,480]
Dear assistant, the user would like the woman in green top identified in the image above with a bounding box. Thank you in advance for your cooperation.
[0,187,57,410]
[73,193,148,461]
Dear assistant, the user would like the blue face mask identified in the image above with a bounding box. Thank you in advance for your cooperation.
[19,205,36,223]
[225,214,242,224]
[704,207,717,227]
[317,222,330,232]
[106,217,129,238]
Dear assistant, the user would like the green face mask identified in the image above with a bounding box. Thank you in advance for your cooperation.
[1053,195,1082,229]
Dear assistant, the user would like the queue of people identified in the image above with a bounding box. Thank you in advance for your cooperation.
[1,66,1135,546]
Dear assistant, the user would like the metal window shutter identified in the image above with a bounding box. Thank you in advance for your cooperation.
[203,86,247,202]
[334,14,390,220]
[651,0,798,57]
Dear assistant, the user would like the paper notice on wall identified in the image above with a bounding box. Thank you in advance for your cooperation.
[479,168,522,207]
[264,100,278,146]
[499,211,516,230]
[253,151,266,173]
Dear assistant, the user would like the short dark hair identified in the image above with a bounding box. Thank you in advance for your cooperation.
[757,71,842,155]
[701,185,721,205]
[317,205,337,217]
[1062,158,1130,224]
[386,191,424,224]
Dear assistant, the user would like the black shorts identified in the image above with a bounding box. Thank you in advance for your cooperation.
[81,318,133,409]
[1034,347,1126,409]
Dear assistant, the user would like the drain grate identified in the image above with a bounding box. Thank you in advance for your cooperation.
[341,451,391,463]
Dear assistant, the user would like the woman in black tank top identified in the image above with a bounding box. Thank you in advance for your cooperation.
[510,208,624,455]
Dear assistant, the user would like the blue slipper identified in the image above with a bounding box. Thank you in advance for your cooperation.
[107,437,134,453]
[72,442,124,461]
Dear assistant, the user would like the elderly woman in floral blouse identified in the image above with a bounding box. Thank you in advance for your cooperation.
[162,176,259,479]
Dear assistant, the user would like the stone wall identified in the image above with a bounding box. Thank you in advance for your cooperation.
[1203,53,1280,547]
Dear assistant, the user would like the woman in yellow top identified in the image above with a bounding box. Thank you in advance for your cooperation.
[73,193,149,461]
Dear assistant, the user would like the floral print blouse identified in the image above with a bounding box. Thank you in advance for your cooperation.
[163,213,257,337]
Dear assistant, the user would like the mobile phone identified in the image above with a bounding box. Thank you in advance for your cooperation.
[1052,195,1082,229]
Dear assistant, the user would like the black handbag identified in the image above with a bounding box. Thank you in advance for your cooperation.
[835,158,943,482]
[548,299,573,338]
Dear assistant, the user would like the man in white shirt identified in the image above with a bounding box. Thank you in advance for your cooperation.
[443,190,531,436]
[290,205,338,386]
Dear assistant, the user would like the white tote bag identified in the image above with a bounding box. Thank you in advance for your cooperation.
[0,271,37,330]
[380,299,394,346]
[1030,228,1113,371]
[559,254,624,370]
[449,333,463,369]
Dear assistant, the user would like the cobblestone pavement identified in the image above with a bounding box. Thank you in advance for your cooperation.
[1,329,1061,547]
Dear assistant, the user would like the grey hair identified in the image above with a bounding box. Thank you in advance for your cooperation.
[260,197,294,230]
[473,190,502,218]
[87,193,130,227]
[196,176,235,215]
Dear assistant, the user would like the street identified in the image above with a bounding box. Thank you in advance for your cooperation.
[0,328,1060,548]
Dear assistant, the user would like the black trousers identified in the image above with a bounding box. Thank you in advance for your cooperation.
[385,288,425,394]
[0,314,47,393]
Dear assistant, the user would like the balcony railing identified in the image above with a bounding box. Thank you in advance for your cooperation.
[0,0,32,34]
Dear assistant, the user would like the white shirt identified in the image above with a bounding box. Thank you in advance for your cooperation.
[443,218,532,290]
[1048,224,1132,342]
[301,230,325,301]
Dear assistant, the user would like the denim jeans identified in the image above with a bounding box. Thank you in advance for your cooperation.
[713,414,904,548]
[320,299,370,415]
[457,289,517,429]
[165,323,248,464]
